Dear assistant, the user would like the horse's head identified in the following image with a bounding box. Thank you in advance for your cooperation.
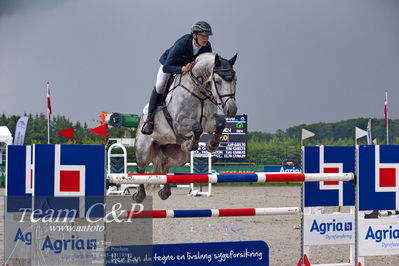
[190,53,238,117]
[211,53,238,117]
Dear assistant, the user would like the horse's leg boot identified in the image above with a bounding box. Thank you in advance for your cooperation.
[142,88,162,135]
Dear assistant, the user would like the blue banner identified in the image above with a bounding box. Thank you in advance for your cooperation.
[106,241,268,266]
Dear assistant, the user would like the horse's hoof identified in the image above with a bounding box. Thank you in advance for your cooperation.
[132,192,145,203]
[191,143,199,151]
[206,141,219,152]
[158,188,171,200]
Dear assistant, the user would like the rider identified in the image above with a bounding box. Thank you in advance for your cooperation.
[141,21,213,135]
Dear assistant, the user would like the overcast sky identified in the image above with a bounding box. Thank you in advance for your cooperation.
[1,0,398,133]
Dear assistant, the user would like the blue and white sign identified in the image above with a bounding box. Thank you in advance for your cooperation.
[358,219,399,256]
[358,145,399,211]
[303,146,355,207]
[5,144,106,265]
[303,213,355,245]
[33,144,105,218]
[357,145,399,257]
[106,241,268,266]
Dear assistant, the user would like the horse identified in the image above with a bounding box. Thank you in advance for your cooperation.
[133,52,238,203]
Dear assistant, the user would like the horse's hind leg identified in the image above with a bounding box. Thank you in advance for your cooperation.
[206,115,226,152]
[132,168,146,203]
[154,152,172,200]
[156,145,189,200]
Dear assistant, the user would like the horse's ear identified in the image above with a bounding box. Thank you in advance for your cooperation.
[214,54,221,67]
[229,53,238,66]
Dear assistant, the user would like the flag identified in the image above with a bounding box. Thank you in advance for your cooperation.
[90,124,107,137]
[366,119,372,145]
[355,127,367,140]
[13,116,29,145]
[47,82,52,121]
[384,91,388,127]
[301,128,315,140]
[58,127,74,143]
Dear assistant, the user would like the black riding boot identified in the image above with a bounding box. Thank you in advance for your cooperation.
[141,88,163,135]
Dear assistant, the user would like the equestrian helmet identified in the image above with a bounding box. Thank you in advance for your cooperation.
[191,21,213,36]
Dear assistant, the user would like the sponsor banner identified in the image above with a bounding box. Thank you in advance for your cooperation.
[263,166,301,173]
[303,213,355,245]
[105,241,268,266]
[5,209,105,265]
[303,146,355,207]
[5,144,106,265]
[358,218,399,256]
[14,116,29,145]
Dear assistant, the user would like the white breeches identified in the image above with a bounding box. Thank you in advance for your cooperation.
[155,65,171,94]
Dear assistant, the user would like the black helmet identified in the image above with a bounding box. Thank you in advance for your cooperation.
[191,21,213,36]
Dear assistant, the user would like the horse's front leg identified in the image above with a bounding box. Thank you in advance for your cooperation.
[176,118,203,152]
[206,115,226,152]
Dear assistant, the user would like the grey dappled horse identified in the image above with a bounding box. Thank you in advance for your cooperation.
[134,52,238,202]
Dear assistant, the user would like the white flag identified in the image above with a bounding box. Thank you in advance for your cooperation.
[355,127,367,140]
[302,128,315,140]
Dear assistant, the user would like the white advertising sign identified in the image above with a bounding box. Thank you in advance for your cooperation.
[358,215,399,256]
[304,213,355,245]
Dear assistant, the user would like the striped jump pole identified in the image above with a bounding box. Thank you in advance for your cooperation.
[116,207,300,219]
[108,172,354,185]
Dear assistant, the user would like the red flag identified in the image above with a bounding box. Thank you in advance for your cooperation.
[384,91,388,127]
[90,124,107,137]
[58,127,74,143]
[47,82,52,121]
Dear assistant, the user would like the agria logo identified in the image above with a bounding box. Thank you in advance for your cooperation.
[365,225,399,243]
[42,235,97,254]
[310,219,353,235]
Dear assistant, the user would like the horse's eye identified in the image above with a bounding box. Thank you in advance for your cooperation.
[215,80,222,85]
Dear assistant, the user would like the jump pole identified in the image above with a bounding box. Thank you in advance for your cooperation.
[116,207,300,219]
[108,172,354,184]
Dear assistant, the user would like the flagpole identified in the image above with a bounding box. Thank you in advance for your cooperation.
[386,91,389,145]
[47,82,50,144]
[47,116,50,144]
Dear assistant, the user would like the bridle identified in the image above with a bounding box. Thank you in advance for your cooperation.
[187,66,236,111]
[211,68,236,110]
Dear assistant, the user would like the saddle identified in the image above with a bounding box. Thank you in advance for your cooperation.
[155,74,190,144]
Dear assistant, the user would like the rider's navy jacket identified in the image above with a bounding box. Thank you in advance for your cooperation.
[159,34,212,74]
